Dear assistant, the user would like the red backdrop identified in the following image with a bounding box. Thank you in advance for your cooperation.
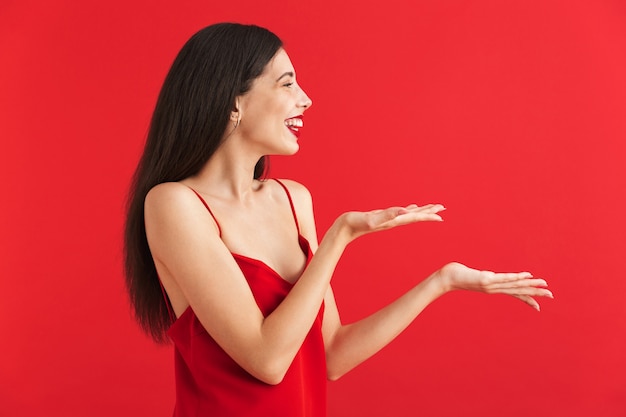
[2,0,625,416]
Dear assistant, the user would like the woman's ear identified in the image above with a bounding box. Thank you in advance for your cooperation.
[231,99,241,128]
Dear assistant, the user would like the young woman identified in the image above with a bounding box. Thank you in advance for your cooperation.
[124,23,552,417]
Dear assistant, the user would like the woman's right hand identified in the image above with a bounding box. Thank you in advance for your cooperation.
[334,203,446,243]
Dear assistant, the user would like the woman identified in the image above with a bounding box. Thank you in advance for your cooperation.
[124,23,552,416]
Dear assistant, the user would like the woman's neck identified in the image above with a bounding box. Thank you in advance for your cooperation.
[186,140,263,202]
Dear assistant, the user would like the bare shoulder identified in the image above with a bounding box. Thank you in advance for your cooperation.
[145,181,194,208]
[144,182,218,235]
[273,178,313,207]
[144,181,210,218]
[273,179,318,244]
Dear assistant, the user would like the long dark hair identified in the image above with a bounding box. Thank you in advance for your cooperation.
[124,23,283,342]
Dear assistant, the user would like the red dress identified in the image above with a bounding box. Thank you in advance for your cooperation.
[164,179,327,417]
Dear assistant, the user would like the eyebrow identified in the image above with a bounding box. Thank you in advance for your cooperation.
[276,71,295,82]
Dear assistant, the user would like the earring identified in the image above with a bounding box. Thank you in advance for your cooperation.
[233,99,241,128]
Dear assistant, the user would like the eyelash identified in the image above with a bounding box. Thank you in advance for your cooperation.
[283,82,294,88]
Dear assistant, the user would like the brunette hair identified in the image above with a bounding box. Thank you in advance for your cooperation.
[124,23,283,342]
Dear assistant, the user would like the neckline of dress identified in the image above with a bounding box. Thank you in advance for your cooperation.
[230,234,311,287]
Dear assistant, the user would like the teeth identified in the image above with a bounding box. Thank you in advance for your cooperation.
[284,118,303,128]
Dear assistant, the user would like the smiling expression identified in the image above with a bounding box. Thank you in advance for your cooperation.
[235,48,313,156]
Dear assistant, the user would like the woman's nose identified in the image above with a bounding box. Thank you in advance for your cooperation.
[299,87,312,109]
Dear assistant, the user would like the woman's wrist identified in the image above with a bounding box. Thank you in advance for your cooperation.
[327,213,354,247]
[430,263,459,295]
[314,215,351,262]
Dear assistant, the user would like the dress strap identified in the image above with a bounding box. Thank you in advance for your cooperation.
[187,186,223,237]
[157,186,221,324]
[272,179,300,234]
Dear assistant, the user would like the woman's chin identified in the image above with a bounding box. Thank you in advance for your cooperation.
[275,140,300,156]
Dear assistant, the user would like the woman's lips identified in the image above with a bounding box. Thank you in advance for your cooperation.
[284,115,303,138]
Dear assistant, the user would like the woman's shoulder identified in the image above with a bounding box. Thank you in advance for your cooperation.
[270,179,318,241]
[270,178,313,206]
[146,181,193,200]
[145,182,203,214]
[144,182,221,237]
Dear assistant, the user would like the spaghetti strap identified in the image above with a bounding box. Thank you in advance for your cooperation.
[273,179,300,234]
[186,186,223,237]
[157,186,221,324]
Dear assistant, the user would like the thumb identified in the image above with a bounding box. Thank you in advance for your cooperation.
[377,206,407,224]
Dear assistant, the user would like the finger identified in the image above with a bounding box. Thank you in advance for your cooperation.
[375,214,442,230]
[405,204,445,213]
[513,294,541,311]
[391,211,443,225]
[398,207,446,221]
[370,205,446,229]
[373,204,445,218]
[490,286,554,298]
[486,278,548,290]
[500,271,534,280]
[482,271,534,284]
[371,207,411,226]
[408,203,435,210]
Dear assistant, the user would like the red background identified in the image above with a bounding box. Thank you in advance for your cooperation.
[2,0,625,416]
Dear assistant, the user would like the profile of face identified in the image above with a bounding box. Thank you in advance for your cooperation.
[234,48,313,155]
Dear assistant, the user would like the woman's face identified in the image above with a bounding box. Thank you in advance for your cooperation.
[236,48,312,155]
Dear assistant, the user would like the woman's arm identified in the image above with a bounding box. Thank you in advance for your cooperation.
[320,264,551,380]
[145,181,442,385]
[287,181,552,381]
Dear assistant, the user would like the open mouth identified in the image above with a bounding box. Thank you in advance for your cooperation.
[284,115,303,138]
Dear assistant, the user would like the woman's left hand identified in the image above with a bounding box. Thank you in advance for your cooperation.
[437,262,553,311]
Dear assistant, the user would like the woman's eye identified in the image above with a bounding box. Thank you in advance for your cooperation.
[283,82,294,88]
